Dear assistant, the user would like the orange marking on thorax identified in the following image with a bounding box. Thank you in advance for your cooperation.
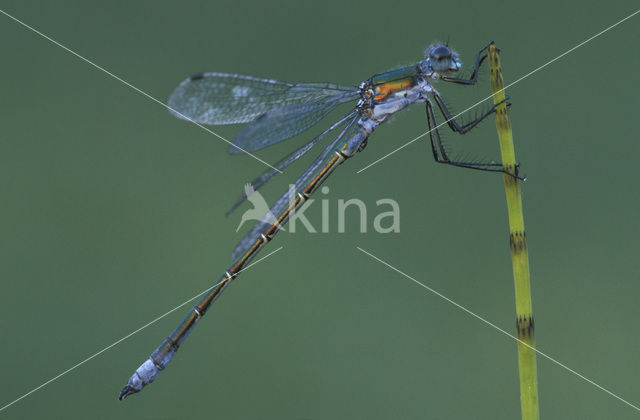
[374,80,412,101]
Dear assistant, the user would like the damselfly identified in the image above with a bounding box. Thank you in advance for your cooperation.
[119,41,516,399]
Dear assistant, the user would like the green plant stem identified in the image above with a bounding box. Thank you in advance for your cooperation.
[488,43,540,420]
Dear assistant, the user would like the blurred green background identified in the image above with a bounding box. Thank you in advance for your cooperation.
[1,1,639,418]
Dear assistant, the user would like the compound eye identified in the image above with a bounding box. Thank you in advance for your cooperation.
[431,46,452,61]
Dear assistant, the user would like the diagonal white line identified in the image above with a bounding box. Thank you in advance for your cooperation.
[0,246,283,413]
[356,9,640,174]
[356,246,640,413]
[0,8,282,174]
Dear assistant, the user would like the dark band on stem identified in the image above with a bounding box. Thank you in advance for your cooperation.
[516,315,535,339]
[510,231,527,252]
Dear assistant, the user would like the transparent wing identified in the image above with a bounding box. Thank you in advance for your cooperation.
[228,96,357,154]
[225,111,358,216]
[168,72,357,126]
[230,113,359,260]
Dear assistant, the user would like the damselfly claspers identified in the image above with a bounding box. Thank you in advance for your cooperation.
[119,41,516,399]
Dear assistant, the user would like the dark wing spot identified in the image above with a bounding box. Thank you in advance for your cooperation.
[190,73,205,81]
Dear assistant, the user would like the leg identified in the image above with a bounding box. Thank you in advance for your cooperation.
[433,88,510,134]
[425,99,524,180]
[441,41,492,85]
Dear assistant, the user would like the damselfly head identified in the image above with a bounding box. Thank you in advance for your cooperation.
[424,44,461,74]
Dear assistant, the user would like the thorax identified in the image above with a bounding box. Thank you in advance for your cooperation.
[359,65,432,123]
